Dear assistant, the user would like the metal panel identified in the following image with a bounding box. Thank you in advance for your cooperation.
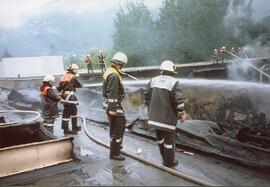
[0,137,74,178]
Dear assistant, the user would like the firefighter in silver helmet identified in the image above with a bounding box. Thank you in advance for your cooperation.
[102,52,128,160]
[57,64,82,134]
[145,60,187,168]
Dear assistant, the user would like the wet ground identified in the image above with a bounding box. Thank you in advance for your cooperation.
[1,115,270,186]
[1,77,270,186]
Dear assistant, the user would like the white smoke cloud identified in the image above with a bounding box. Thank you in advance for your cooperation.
[0,0,162,29]
[0,0,53,29]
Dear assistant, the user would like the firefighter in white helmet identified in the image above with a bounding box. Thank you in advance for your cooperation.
[213,49,219,64]
[98,50,106,73]
[102,52,128,160]
[145,60,187,168]
[57,64,82,134]
[220,46,226,64]
[40,74,60,133]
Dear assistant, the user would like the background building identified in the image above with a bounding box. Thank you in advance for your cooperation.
[0,56,64,78]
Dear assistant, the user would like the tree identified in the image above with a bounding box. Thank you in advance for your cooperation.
[157,0,231,63]
[49,43,58,56]
[226,0,254,45]
[2,48,13,58]
[113,0,156,66]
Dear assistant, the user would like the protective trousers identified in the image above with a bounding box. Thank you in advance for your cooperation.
[100,63,106,73]
[61,104,79,131]
[108,114,126,157]
[43,118,55,134]
[156,130,176,166]
[87,64,93,73]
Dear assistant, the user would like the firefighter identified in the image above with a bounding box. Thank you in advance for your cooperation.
[145,60,187,168]
[213,49,219,64]
[40,74,60,133]
[230,47,236,55]
[58,64,82,134]
[220,46,226,64]
[85,54,94,73]
[237,47,242,57]
[102,52,128,160]
[98,50,106,73]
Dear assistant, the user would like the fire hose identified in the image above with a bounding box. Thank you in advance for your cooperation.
[78,115,219,186]
[0,109,41,125]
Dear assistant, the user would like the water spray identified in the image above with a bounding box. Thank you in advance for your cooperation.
[225,50,270,80]
[120,71,140,80]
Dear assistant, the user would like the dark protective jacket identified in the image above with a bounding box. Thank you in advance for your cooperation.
[98,54,105,63]
[145,73,185,132]
[57,72,82,105]
[85,56,92,64]
[40,83,60,118]
[102,66,125,115]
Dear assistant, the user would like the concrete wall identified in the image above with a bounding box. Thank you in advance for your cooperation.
[0,56,64,78]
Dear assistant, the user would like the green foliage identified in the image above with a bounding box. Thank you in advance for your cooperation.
[112,0,270,66]
[157,0,231,63]
[64,49,115,70]
[113,0,156,66]
[226,0,254,45]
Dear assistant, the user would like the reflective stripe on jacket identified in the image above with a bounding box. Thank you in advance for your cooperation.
[145,75,185,132]
[102,66,125,114]
[58,72,82,105]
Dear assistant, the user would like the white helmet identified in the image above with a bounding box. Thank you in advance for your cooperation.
[111,52,128,65]
[43,74,55,83]
[99,50,103,54]
[67,63,79,74]
[160,60,176,73]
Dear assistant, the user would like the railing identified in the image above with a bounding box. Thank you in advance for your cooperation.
[225,50,270,83]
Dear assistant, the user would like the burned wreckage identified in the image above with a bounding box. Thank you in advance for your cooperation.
[0,109,74,178]
[83,79,270,171]
[1,77,270,171]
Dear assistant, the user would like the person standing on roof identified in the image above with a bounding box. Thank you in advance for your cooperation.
[102,52,128,160]
[58,64,82,135]
[98,50,106,73]
[145,60,187,168]
[85,54,94,73]
[213,49,219,64]
[220,46,226,64]
[40,74,60,133]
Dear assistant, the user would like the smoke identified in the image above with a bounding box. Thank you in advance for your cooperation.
[227,40,270,82]
[228,59,250,81]
[244,42,270,58]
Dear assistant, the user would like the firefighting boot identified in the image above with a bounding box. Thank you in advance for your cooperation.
[110,155,125,161]
[110,140,125,161]
[71,116,81,133]
[163,160,178,168]
[163,146,178,168]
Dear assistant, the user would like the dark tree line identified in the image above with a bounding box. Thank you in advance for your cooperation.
[113,0,270,66]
